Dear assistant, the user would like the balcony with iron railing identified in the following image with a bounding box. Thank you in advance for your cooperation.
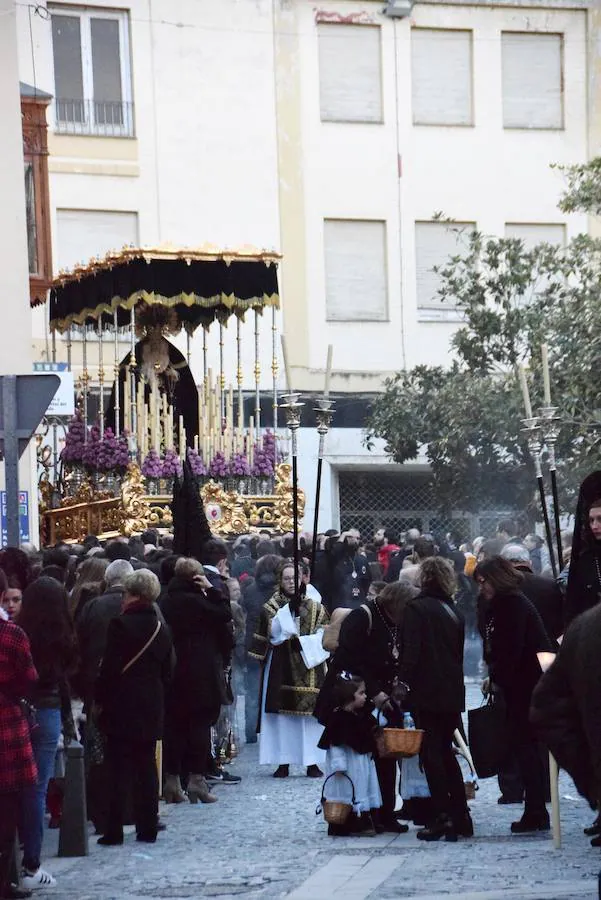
[54,98,135,137]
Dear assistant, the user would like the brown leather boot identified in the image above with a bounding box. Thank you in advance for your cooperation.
[163,774,187,804]
[187,774,218,804]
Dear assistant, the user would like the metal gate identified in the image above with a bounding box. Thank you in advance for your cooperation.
[337,469,512,542]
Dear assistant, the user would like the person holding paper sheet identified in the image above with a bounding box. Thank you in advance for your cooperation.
[249,561,329,778]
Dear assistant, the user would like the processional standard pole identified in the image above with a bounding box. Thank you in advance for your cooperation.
[523,418,558,579]
[539,344,564,570]
[281,391,303,601]
[518,365,557,578]
[539,406,563,571]
[280,336,303,603]
[310,345,334,568]
[311,398,335,569]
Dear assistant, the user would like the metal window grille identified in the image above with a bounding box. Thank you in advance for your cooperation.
[338,470,514,541]
[55,99,135,137]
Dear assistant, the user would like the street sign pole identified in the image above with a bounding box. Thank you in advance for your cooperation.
[0,373,60,549]
[2,376,19,547]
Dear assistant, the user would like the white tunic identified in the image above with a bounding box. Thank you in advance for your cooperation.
[258,604,326,768]
[324,745,382,813]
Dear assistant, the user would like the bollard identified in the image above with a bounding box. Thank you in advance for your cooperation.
[58,741,89,857]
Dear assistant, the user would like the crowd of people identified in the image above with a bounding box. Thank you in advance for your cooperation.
[1,488,601,898]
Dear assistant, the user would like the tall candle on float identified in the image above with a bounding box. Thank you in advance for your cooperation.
[124,370,130,433]
[179,416,185,459]
[324,344,333,399]
[153,383,160,451]
[541,344,552,406]
[280,335,292,392]
[517,365,533,419]
[136,380,144,451]
[248,416,254,468]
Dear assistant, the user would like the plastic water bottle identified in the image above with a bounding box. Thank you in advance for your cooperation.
[403,712,415,730]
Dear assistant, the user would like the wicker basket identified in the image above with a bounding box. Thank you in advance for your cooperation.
[375,711,424,759]
[317,773,356,825]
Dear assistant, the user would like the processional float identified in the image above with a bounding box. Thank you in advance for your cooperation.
[40,244,306,543]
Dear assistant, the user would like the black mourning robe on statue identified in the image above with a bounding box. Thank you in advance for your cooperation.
[106,338,198,444]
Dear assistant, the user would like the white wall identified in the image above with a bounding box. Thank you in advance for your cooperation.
[18,0,282,390]
[297,1,588,377]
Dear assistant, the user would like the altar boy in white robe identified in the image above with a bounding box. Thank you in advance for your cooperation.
[249,561,330,777]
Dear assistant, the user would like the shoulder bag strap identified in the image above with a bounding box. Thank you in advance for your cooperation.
[440,601,461,627]
[359,603,373,635]
[121,621,161,674]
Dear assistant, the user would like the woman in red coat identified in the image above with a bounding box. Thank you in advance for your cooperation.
[0,615,38,900]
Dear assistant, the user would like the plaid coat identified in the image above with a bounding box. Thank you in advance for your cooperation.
[0,620,38,792]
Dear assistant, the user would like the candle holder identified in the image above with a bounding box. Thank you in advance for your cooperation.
[314,398,335,457]
[280,392,304,454]
[538,406,561,469]
[522,415,558,577]
[311,398,336,567]
[521,417,543,478]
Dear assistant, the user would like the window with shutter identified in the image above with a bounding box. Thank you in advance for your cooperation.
[50,5,133,136]
[502,33,563,129]
[412,29,473,126]
[415,221,475,310]
[324,220,388,322]
[56,209,139,271]
[504,223,566,249]
[318,24,383,124]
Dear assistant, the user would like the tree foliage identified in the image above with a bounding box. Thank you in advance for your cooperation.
[366,227,601,519]
[555,157,601,217]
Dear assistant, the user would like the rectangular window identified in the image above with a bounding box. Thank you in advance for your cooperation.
[502,33,563,129]
[504,223,566,248]
[324,220,388,321]
[412,29,473,126]
[318,24,383,124]
[50,6,133,136]
[56,209,139,271]
[415,221,474,310]
[24,161,38,275]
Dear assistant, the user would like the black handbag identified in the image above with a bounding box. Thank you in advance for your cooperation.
[467,694,509,779]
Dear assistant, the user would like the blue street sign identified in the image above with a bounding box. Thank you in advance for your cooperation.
[0,490,30,547]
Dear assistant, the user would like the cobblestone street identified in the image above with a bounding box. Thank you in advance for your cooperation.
[37,686,600,900]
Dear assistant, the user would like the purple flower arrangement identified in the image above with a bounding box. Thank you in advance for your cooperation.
[251,444,275,477]
[61,413,86,464]
[115,431,130,471]
[81,424,101,470]
[161,448,182,479]
[209,451,229,479]
[230,452,251,477]
[187,447,208,477]
[96,427,120,472]
[141,448,162,479]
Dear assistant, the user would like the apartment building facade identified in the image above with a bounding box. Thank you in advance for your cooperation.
[13,0,600,535]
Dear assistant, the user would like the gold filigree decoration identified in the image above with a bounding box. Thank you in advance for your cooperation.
[120,463,157,536]
[272,463,305,533]
[201,480,249,535]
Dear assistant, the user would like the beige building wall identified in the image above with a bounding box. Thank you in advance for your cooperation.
[0,0,41,544]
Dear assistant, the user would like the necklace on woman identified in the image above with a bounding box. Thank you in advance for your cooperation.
[375,601,400,660]
[594,556,601,602]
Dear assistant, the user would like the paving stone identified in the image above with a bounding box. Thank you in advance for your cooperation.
[36,683,601,899]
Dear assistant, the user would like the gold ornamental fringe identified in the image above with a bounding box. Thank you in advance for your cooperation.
[50,289,280,333]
